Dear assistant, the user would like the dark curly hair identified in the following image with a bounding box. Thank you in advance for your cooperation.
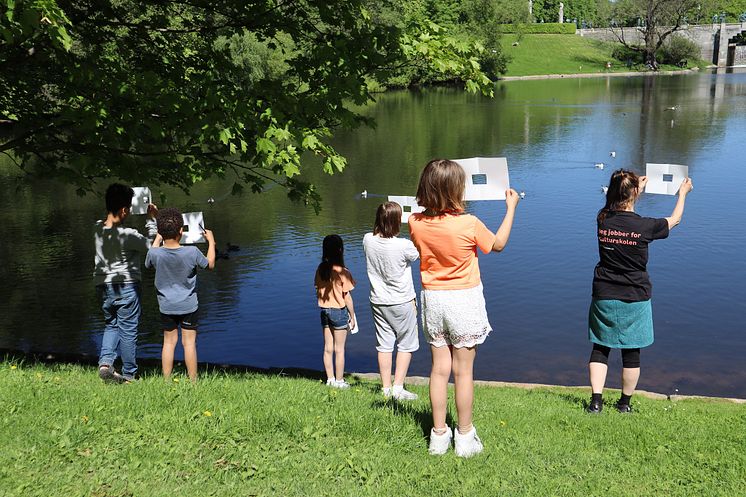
[156,207,184,240]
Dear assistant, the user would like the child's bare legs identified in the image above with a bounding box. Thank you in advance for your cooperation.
[452,346,477,432]
[589,362,608,394]
[393,351,413,387]
[162,328,178,379]
[378,352,393,389]
[322,327,335,379]
[430,345,452,431]
[333,329,348,381]
[181,329,197,382]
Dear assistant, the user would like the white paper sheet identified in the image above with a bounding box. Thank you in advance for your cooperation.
[453,157,510,201]
[180,212,206,244]
[131,187,152,215]
[644,163,689,195]
[387,196,425,224]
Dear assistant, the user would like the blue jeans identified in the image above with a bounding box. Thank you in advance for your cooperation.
[98,283,141,379]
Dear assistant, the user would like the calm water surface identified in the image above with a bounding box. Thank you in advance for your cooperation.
[2,71,745,397]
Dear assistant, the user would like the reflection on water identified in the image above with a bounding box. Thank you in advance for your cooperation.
[1,70,745,397]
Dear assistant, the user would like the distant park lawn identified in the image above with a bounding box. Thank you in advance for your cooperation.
[500,34,700,77]
[1,361,745,496]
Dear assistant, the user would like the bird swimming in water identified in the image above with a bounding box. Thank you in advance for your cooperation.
[609,151,616,158]
[226,242,240,252]
[594,163,605,170]
[361,190,367,198]
[519,191,526,199]
[207,197,215,205]
[602,186,608,194]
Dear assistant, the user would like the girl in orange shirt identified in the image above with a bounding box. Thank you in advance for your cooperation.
[409,159,520,457]
[314,234,356,389]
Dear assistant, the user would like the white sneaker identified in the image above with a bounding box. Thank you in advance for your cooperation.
[454,426,484,458]
[326,378,336,386]
[382,387,392,398]
[334,379,351,389]
[428,427,453,455]
[392,387,418,401]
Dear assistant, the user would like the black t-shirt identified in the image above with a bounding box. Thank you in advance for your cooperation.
[592,211,669,301]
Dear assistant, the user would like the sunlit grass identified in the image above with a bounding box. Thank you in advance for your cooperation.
[500,34,706,77]
[1,360,744,496]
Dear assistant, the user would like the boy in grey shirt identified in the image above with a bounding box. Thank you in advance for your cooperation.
[146,207,215,382]
[95,183,158,383]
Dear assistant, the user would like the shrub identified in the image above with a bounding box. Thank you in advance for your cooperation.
[498,22,577,34]
[611,44,644,66]
[658,35,700,66]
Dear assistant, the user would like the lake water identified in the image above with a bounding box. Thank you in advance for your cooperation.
[1,70,745,398]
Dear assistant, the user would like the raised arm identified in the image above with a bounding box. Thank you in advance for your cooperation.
[145,203,159,241]
[492,189,520,252]
[666,178,693,230]
[203,229,216,269]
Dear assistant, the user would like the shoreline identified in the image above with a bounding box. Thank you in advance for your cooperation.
[4,347,745,404]
[498,67,702,81]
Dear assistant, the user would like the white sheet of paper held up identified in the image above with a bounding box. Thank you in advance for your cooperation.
[644,163,689,195]
[181,212,206,244]
[453,157,510,201]
[387,196,425,224]
[131,187,152,215]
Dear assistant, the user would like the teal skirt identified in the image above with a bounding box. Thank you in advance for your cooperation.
[588,299,654,349]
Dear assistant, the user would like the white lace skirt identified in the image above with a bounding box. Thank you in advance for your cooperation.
[421,283,492,348]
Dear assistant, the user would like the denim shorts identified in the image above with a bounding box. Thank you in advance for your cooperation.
[320,307,350,330]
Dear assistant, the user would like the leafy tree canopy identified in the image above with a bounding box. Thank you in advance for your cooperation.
[0,0,493,211]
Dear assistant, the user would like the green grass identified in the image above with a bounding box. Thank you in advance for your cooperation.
[500,34,704,77]
[1,361,745,496]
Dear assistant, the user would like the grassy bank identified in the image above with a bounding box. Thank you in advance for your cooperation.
[500,34,705,77]
[1,361,745,496]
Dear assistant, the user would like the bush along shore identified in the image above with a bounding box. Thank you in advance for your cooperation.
[1,360,745,496]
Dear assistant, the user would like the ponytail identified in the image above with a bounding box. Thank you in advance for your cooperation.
[598,169,640,223]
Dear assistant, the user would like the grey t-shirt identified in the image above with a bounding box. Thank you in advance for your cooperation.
[145,246,209,315]
[93,219,157,286]
[363,233,419,305]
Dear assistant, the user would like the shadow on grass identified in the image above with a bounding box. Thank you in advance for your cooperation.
[370,397,450,439]
[0,347,329,383]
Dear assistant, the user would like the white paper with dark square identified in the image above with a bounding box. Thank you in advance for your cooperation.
[181,212,206,244]
[645,163,689,195]
[387,196,425,224]
[453,157,510,201]
[131,187,152,215]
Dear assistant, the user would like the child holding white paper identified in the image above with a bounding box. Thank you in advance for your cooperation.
[146,207,216,382]
[408,159,520,458]
[587,169,692,414]
[94,183,158,383]
[363,202,420,400]
[315,235,356,389]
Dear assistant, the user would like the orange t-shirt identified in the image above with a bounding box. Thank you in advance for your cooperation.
[315,265,355,308]
[408,213,495,290]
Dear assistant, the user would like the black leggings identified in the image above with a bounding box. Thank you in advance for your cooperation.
[589,344,641,368]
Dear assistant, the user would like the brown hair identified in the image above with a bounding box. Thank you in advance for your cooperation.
[373,202,402,238]
[415,159,466,213]
[598,169,640,223]
[156,207,184,240]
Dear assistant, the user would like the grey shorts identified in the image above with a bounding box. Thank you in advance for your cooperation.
[371,300,419,353]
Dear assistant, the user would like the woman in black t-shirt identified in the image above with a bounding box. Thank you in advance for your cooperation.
[587,169,692,414]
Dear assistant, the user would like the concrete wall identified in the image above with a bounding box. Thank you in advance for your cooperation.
[577,23,746,65]
[732,45,746,66]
